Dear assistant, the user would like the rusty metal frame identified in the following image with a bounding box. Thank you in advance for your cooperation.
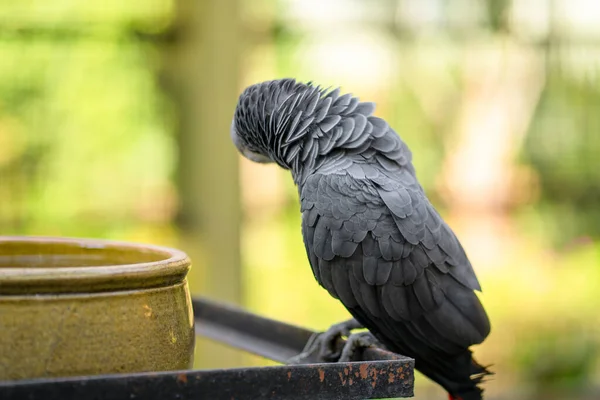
[0,297,415,399]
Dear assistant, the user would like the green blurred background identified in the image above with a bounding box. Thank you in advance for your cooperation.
[1,0,599,399]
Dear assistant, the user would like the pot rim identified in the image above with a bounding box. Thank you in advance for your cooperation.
[0,236,191,295]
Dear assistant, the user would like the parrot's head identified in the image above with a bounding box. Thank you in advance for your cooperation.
[231,78,324,169]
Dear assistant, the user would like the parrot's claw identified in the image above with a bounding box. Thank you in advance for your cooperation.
[338,331,380,362]
[286,332,323,365]
[286,319,372,364]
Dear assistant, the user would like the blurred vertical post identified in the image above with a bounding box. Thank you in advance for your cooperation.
[166,0,243,368]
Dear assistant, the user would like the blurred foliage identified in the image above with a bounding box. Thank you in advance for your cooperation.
[0,0,176,241]
[1,1,600,399]
[523,67,600,245]
[516,326,598,392]
[0,0,173,30]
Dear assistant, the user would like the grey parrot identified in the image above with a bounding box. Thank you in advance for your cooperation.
[231,78,491,400]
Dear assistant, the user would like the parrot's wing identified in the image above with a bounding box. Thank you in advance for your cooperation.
[300,170,490,353]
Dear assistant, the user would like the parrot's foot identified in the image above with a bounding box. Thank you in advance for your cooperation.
[287,319,377,364]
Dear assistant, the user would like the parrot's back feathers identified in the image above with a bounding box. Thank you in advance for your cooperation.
[300,172,490,334]
[232,78,492,399]
[301,172,491,397]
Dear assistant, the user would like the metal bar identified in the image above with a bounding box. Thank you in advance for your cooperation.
[0,360,413,400]
[192,296,411,363]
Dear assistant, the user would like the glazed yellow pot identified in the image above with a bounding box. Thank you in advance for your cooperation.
[0,236,195,381]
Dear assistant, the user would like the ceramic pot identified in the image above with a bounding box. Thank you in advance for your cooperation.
[0,236,195,381]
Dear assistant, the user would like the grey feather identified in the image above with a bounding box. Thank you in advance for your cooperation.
[331,259,358,307]
[343,131,372,150]
[314,97,332,123]
[333,92,352,107]
[286,116,314,144]
[320,115,341,133]
[318,258,337,297]
[349,115,368,142]
[342,97,360,115]
[340,118,356,139]
[353,102,376,116]
[378,187,412,218]
[368,116,389,138]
